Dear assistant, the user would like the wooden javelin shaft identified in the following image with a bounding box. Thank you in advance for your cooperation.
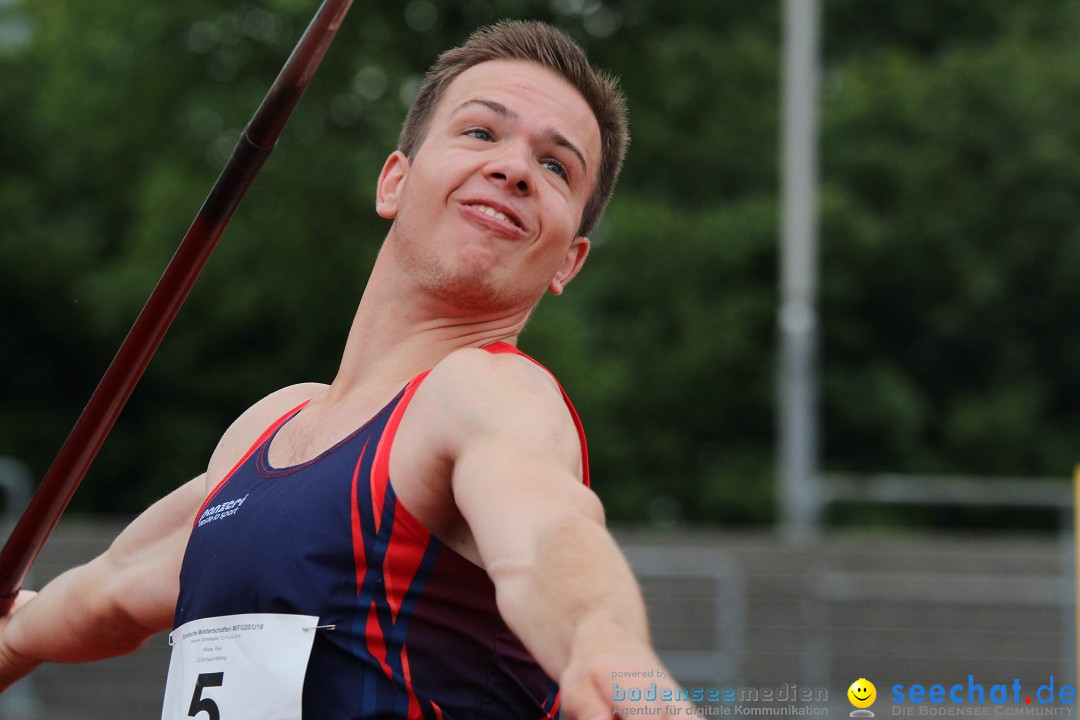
[0,0,354,614]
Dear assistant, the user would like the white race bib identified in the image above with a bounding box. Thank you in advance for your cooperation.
[161,613,319,720]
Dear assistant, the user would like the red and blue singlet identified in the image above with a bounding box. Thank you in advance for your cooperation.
[174,342,588,719]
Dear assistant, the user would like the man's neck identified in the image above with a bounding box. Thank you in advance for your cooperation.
[325,250,532,402]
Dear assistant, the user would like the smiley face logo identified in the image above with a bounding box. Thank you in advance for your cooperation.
[848,678,876,709]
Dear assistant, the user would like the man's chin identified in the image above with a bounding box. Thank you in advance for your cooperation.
[425,276,537,316]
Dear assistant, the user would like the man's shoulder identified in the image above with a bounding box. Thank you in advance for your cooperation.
[406,346,578,458]
[424,345,563,413]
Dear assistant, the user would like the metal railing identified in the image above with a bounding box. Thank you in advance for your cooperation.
[623,546,746,687]
[808,472,1075,691]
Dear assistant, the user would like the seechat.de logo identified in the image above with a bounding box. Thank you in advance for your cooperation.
[849,678,877,718]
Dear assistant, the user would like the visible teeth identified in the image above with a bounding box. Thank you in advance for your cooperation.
[477,205,511,224]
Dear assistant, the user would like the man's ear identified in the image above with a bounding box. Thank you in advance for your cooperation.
[375,150,409,219]
[549,236,591,295]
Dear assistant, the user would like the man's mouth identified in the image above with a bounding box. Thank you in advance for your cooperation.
[469,203,521,230]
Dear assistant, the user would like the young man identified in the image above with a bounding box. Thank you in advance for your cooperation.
[0,21,691,719]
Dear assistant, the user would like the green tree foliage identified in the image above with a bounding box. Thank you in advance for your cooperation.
[819,0,1080,480]
[1,0,1078,527]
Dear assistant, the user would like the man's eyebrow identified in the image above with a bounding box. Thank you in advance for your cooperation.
[452,98,589,175]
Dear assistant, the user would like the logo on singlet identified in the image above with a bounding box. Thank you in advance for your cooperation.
[197,494,250,527]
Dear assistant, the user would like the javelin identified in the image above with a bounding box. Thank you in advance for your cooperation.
[0,0,354,615]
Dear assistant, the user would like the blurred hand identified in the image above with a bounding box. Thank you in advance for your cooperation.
[558,639,695,720]
[0,590,39,693]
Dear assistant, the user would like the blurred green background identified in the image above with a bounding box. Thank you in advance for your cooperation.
[1,0,1078,527]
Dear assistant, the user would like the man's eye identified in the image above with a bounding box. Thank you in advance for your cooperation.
[465,128,492,141]
[542,159,567,179]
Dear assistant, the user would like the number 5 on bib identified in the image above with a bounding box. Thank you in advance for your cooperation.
[161,614,318,720]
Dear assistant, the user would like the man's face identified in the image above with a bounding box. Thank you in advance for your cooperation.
[376,59,601,314]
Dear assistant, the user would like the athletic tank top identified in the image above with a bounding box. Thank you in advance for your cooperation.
[174,342,588,719]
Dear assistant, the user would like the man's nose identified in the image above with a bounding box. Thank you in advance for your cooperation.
[486,142,533,195]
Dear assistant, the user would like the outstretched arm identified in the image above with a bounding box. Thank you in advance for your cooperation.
[0,474,206,691]
[0,382,322,693]
[430,350,691,719]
